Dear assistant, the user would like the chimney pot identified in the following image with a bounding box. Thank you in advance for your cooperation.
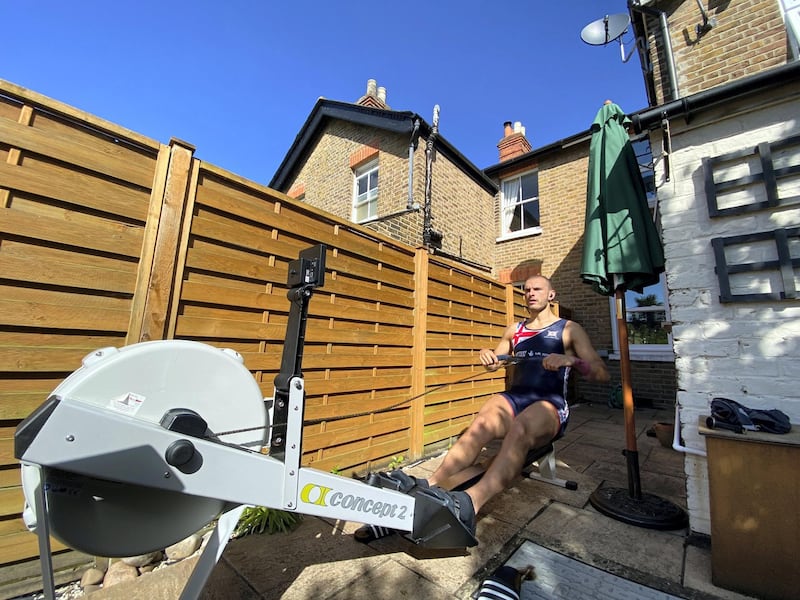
[367,79,377,97]
[503,121,513,137]
[377,86,387,103]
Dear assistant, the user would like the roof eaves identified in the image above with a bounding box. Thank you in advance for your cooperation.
[269,100,416,190]
[270,98,498,195]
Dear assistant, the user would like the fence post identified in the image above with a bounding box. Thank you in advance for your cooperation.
[409,247,430,459]
[505,282,516,326]
[127,138,196,343]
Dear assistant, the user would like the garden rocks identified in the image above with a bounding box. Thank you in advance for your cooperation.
[72,530,211,596]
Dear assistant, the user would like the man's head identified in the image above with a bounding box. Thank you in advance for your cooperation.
[523,275,556,311]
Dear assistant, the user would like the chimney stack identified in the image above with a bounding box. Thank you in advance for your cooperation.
[498,120,532,162]
[356,79,390,109]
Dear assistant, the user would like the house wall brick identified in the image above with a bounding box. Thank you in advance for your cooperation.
[284,119,495,267]
[649,84,800,534]
[640,0,787,103]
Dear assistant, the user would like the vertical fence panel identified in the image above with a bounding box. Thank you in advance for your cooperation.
[0,82,161,564]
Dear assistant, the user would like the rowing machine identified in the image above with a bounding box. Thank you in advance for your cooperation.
[14,244,475,600]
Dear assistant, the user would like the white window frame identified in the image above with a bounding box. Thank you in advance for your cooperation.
[608,135,673,362]
[608,272,674,362]
[352,160,379,223]
[497,170,541,241]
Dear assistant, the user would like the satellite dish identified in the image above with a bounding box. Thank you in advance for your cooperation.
[580,13,636,63]
[581,13,631,45]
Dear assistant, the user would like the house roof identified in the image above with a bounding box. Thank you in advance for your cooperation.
[483,129,592,178]
[269,98,497,194]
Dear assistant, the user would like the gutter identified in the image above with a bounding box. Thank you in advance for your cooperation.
[631,60,800,133]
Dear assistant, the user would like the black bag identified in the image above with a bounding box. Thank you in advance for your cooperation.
[709,397,792,434]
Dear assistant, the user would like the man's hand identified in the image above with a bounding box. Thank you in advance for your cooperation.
[479,349,503,371]
[541,353,591,377]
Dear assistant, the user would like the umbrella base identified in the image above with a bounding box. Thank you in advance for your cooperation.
[589,486,688,530]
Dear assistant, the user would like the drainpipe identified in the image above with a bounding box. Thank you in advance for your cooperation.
[629,2,680,101]
[422,105,439,248]
[407,118,421,210]
[672,404,707,457]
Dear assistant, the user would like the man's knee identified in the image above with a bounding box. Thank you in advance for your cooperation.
[511,404,560,447]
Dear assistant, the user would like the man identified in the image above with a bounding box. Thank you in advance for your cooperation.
[355,275,609,543]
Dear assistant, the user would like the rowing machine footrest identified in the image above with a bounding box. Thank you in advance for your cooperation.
[405,488,478,548]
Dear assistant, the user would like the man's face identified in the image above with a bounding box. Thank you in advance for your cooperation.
[523,277,554,310]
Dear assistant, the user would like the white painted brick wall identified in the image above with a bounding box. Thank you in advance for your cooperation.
[651,96,800,535]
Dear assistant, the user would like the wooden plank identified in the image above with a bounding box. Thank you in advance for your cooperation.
[0,160,149,222]
[409,249,428,458]
[319,276,415,308]
[0,252,137,294]
[126,143,172,344]
[195,175,415,269]
[427,297,507,323]
[0,531,67,564]
[0,206,144,258]
[303,415,410,452]
[242,351,412,371]
[165,158,201,339]
[301,373,412,396]
[0,115,155,188]
[0,347,90,372]
[0,468,21,489]
[426,315,501,336]
[0,104,32,209]
[0,299,129,332]
[139,141,194,342]
[0,487,22,516]
[180,280,414,326]
[184,241,281,282]
[1,285,132,310]
[175,314,413,346]
[0,78,160,152]
[304,396,411,422]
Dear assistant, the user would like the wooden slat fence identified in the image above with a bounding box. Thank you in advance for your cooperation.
[0,79,514,569]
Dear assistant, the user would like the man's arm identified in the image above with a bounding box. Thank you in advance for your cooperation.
[542,321,610,382]
[478,322,516,371]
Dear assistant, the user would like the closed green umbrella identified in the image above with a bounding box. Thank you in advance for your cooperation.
[581,101,664,296]
[581,101,684,530]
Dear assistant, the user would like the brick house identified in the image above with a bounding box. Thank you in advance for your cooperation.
[484,119,677,411]
[269,80,497,270]
[271,81,679,410]
[626,0,800,558]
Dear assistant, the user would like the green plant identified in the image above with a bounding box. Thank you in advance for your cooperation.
[234,506,302,538]
[387,454,405,470]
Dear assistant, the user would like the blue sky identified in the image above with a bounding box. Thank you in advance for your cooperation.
[2,1,647,184]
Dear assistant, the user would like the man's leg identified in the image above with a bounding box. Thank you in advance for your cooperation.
[428,393,514,490]
[463,401,560,513]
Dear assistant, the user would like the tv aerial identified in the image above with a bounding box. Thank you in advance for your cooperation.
[581,13,637,63]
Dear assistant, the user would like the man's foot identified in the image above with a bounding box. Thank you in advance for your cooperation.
[353,524,395,543]
[424,487,476,536]
[353,470,429,544]
[475,565,532,600]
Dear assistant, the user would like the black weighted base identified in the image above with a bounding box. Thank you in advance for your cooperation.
[589,486,688,530]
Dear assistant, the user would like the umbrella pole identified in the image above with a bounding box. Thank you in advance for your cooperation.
[588,284,687,530]
[616,288,642,500]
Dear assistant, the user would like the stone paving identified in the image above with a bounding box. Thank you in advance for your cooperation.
[509,541,684,600]
[35,403,764,600]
